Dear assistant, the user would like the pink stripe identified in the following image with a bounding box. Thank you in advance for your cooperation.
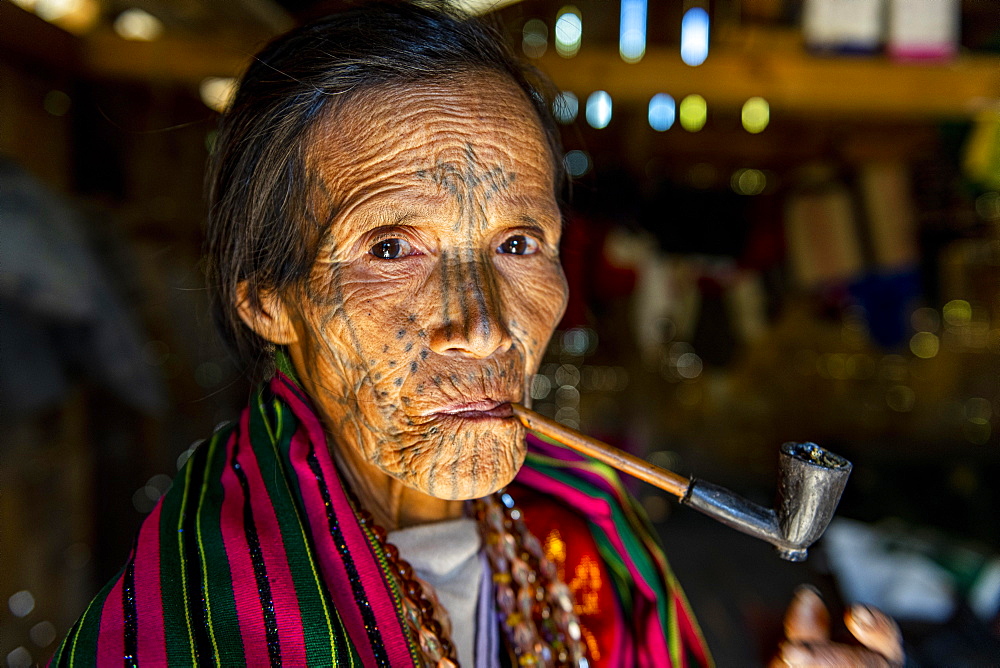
[527,433,589,463]
[219,428,270,662]
[889,45,955,61]
[515,467,672,666]
[135,502,167,664]
[96,576,125,664]
[287,428,375,664]
[675,592,709,667]
[274,376,414,666]
[235,411,307,665]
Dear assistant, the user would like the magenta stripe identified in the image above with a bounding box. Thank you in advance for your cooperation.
[526,433,590,463]
[274,375,414,666]
[515,467,672,665]
[218,428,270,662]
[235,412,308,665]
[96,576,124,665]
[287,427,381,667]
[135,502,167,664]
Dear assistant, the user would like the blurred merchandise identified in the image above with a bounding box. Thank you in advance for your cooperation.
[823,518,1000,663]
[887,0,961,62]
[784,168,863,288]
[802,0,884,54]
[964,110,1000,190]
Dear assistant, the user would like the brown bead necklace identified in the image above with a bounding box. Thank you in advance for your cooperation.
[356,491,588,667]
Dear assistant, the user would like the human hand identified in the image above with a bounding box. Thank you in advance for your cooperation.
[770,586,903,667]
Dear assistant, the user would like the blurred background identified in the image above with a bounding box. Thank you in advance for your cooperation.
[2,0,1000,665]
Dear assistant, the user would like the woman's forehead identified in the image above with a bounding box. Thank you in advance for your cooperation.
[304,74,554,193]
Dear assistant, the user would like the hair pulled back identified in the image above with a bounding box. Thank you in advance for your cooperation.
[205,1,563,379]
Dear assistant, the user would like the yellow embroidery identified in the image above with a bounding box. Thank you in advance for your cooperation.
[569,555,602,616]
[544,528,567,577]
[544,529,603,661]
[583,627,601,662]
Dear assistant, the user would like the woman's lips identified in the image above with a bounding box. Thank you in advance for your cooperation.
[431,401,514,420]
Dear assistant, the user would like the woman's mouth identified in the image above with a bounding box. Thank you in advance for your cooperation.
[432,401,514,421]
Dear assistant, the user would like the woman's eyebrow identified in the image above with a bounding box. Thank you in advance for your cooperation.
[517,215,556,234]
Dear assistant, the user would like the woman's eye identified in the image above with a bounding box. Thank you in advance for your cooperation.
[497,234,539,256]
[370,238,412,259]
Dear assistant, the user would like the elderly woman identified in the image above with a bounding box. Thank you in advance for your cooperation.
[51,4,707,666]
[53,3,901,667]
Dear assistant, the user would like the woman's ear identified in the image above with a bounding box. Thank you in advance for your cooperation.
[236,282,298,345]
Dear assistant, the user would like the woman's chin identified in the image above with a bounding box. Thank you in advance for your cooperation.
[390,421,527,501]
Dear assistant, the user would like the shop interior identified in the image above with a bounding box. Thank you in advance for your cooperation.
[3,0,1000,664]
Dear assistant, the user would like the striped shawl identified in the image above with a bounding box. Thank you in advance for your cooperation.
[51,372,710,666]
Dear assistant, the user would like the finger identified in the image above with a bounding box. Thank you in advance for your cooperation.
[775,641,891,667]
[845,604,904,665]
[784,585,830,644]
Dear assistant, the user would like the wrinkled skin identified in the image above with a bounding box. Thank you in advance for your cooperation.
[235,73,898,664]
[239,74,567,529]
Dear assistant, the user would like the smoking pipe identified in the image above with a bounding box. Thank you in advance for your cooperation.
[512,404,852,562]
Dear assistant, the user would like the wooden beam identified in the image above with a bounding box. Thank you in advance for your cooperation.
[535,46,1000,120]
[79,23,1000,121]
[0,2,81,74]
[81,30,255,84]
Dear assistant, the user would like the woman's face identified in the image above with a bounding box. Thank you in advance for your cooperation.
[278,74,567,500]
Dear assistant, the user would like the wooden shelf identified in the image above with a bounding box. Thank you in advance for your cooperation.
[535,41,1000,120]
[68,24,1000,121]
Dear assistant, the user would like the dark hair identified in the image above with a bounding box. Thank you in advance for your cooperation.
[205,0,564,379]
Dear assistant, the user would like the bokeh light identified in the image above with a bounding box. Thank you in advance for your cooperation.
[553,91,578,124]
[530,374,552,399]
[562,327,597,355]
[680,7,710,66]
[741,97,770,133]
[199,77,236,112]
[114,8,164,41]
[522,19,547,58]
[29,621,57,648]
[6,648,32,668]
[619,0,647,63]
[555,6,582,58]
[648,93,676,131]
[731,168,766,195]
[43,90,71,117]
[586,91,612,129]
[8,591,35,618]
[943,299,972,326]
[563,150,591,177]
[675,352,703,379]
[909,331,940,359]
[31,0,97,33]
[679,94,707,131]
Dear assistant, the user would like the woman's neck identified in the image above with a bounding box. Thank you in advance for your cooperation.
[329,432,465,531]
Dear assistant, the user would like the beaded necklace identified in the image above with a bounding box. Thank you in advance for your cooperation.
[356,491,588,667]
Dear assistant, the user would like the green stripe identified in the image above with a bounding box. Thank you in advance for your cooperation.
[247,393,343,665]
[527,443,709,663]
[49,614,78,666]
[591,530,635,612]
[526,456,676,643]
[66,568,118,666]
[159,438,205,665]
[359,514,422,665]
[196,430,247,663]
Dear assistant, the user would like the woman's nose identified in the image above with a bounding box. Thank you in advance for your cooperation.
[427,251,513,359]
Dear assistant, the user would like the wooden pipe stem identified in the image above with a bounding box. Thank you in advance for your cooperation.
[512,404,691,499]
